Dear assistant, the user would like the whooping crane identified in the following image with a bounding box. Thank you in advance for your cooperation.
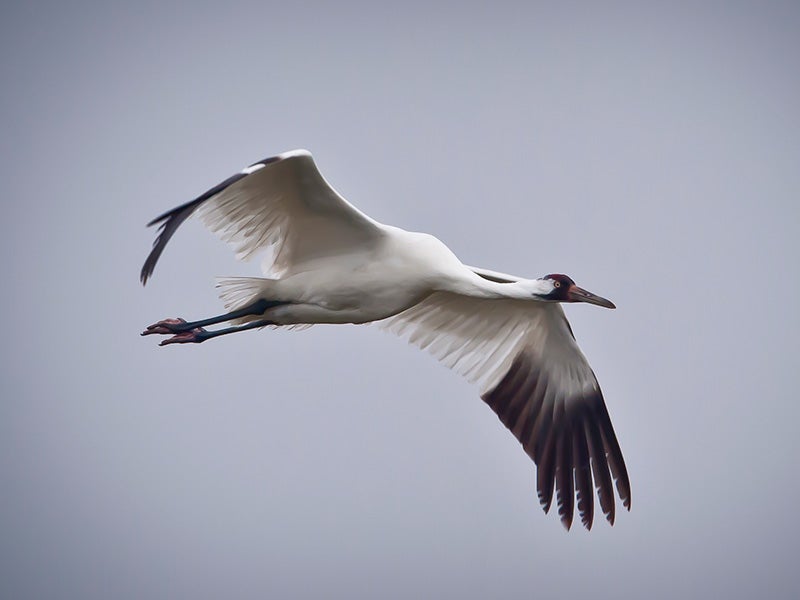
[140,149,630,530]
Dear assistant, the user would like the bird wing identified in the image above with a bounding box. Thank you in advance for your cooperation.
[465,265,522,284]
[141,149,385,284]
[381,289,630,530]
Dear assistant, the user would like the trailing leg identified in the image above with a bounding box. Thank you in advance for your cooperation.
[157,319,276,346]
[142,298,288,336]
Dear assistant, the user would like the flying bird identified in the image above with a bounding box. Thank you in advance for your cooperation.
[140,149,630,530]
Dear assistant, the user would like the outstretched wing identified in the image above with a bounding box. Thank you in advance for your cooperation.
[141,149,385,284]
[382,288,630,530]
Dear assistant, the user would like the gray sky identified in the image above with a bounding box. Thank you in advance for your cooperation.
[1,1,799,598]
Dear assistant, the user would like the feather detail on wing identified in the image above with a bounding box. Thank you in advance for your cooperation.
[382,291,630,530]
[141,150,385,284]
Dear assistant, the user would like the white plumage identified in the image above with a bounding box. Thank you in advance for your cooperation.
[141,149,630,530]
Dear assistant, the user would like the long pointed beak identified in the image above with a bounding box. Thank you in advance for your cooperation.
[567,285,616,309]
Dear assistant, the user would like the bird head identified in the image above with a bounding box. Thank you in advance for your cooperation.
[537,274,616,309]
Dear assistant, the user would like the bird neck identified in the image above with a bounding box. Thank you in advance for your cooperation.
[451,272,551,301]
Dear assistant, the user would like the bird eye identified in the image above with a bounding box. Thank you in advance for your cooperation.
[554,281,561,288]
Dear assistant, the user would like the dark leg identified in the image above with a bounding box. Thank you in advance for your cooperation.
[142,298,287,335]
[158,319,275,346]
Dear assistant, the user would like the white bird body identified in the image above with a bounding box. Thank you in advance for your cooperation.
[261,229,461,324]
[141,149,631,530]
[235,228,550,326]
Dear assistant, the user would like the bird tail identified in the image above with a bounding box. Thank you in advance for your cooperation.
[215,277,275,324]
[215,276,312,331]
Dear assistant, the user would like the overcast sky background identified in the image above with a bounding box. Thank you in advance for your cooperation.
[1,1,799,598]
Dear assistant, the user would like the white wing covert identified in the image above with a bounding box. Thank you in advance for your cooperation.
[383,291,631,530]
[141,150,384,284]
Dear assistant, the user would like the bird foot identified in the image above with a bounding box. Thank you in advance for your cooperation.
[142,317,189,335]
[142,318,209,344]
[157,327,209,346]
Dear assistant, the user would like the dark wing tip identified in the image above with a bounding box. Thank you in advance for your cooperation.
[140,257,155,286]
[481,352,630,531]
[138,168,253,285]
[597,401,632,513]
[555,421,575,530]
[139,209,192,286]
[573,416,594,529]
[561,515,573,531]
